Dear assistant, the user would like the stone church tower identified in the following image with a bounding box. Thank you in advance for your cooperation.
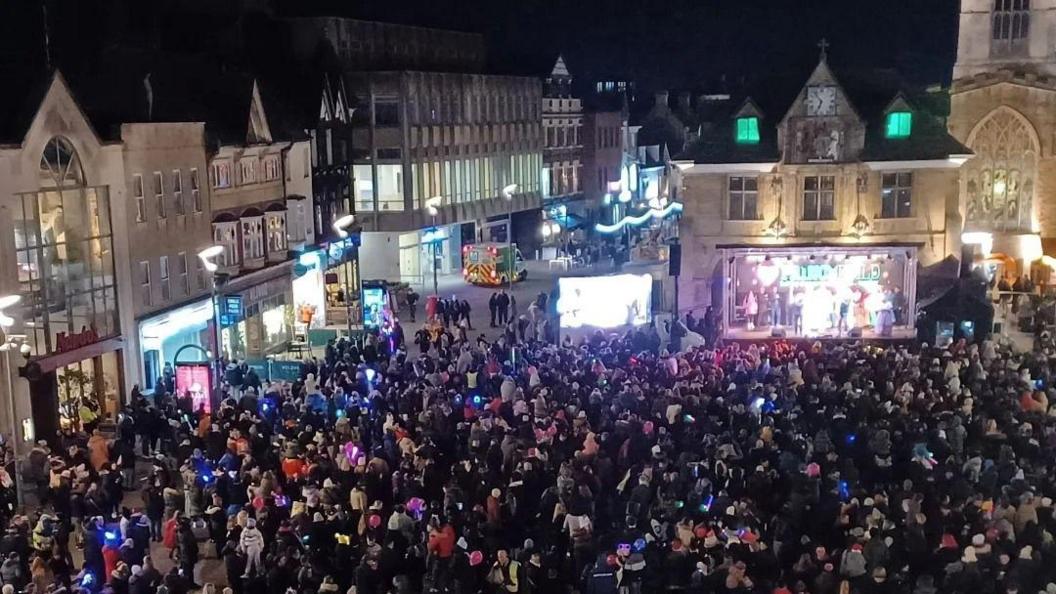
[948,0,1056,266]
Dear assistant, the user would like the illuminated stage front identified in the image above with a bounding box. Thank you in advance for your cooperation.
[720,243,918,341]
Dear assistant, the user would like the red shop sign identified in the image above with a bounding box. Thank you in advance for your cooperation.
[55,326,100,354]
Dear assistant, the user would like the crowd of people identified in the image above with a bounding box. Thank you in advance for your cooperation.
[5,309,1056,594]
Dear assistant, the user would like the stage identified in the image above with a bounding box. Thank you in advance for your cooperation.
[719,243,920,344]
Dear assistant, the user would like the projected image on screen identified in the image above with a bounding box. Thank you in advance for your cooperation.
[558,274,652,329]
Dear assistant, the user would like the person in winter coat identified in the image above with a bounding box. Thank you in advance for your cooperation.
[176,521,199,587]
[0,552,22,591]
[839,544,868,580]
[238,518,264,578]
[162,513,180,551]
[88,431,110,471]
[585,554,617,594]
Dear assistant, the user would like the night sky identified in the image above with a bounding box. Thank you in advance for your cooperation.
[300,0,961,88]
[0,0,960,91]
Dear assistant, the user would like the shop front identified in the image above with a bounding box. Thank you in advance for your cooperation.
[137,298,213,394]
[292,237,362,333]
[324,236,361,330]
[398,225,462,286]
[21,333,126,442]
[720,243,918,340]
[218,271,294,360]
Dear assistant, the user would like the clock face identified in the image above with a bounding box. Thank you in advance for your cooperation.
[806,86,837,117]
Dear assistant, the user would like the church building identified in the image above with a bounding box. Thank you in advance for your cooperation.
[948,0,1056,277]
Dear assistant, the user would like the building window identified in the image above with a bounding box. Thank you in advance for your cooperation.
[196,257,207,290]
[374,98,400,126]
[239,158,257,185]
[15,138,119,357]
[178,251,190,295]
[172,169,184,215]
[242,216,265,261]
[992,0,1030,54]
[159,255,170,301]
[266,212,287,254]
[881,172,913,218]
[213,222,239,267]
[728,176,759,220]
[885,111,912,138]
[133,174,145,222]
[153,172,165,219]
[735,117,760,144]
[211,161,231,189]
[190,168,202,212]
[802,175,836,221]
[262,155,280,181]
[139,261,151,306]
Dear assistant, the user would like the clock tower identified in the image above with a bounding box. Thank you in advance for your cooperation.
[778,43,865,164]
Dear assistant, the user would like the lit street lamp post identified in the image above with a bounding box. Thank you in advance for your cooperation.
[332,214,357,336]
[0,294,24,508]
[502,184,518,292]
[501,184,519,370]
[197,245,225,400]
[425,196,443,296]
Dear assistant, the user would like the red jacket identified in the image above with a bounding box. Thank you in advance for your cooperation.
[102,545,120,582]
[163,518,179,550]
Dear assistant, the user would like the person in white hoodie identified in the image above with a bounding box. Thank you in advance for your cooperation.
[238,518,264,578]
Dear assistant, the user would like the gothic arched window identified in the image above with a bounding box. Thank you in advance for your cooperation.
[965,108,1038,232]
[39,136,84,187]
[992,0,1030,56]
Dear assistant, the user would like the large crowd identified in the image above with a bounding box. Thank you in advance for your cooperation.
[3,305,1056,594]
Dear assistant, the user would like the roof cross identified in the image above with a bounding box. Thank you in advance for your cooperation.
[818,38,830,60]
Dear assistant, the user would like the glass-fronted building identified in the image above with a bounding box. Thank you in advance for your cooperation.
[13,137,125,435]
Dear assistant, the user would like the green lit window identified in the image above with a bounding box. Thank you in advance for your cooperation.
[885,111,912,138]
[735,117,760,144]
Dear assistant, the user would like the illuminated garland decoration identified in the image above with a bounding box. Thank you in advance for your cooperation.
[595,202,684,234]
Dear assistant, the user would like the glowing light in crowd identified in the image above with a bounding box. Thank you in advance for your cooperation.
[700,495,714,512]
[594,202,683,234]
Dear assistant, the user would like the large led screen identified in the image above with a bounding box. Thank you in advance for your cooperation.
[558,274,652,329]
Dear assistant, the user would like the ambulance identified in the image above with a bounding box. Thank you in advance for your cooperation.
[461,243,527,286]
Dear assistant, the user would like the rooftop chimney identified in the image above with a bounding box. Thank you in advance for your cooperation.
[678,92,691,111]
[654,90,669,109]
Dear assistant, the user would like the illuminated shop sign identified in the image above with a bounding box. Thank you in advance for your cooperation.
[780,262,882,284]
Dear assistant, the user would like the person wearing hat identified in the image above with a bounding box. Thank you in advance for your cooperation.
[237,518,264,579]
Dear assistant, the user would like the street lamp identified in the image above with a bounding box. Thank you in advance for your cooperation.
[197,246,225,398]
[0,294,23,508]
[501,183,519,371]
[332,215,357,336]
[502,184,518,292]
[425,196,442,295]
[333,214,356,238]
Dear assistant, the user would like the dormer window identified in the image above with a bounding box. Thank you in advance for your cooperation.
[735,116,760,144]
[885,111,912,138]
